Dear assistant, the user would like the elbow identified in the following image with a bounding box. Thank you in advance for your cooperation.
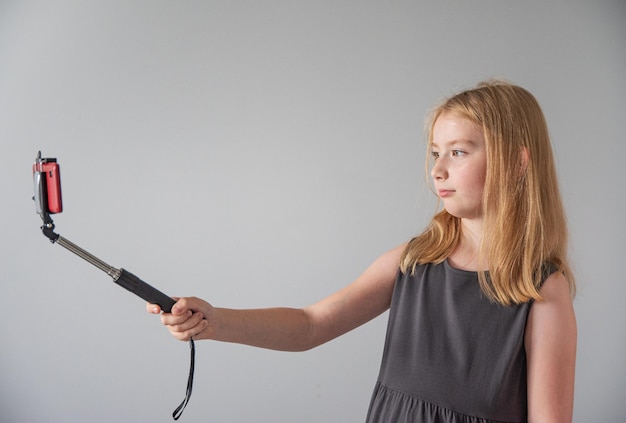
[294,307,334,352]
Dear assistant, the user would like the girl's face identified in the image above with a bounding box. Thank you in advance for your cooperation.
[430,113,487,221]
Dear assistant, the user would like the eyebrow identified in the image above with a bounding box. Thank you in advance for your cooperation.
[431,139,479,149]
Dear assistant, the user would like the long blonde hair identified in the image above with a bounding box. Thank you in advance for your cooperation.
[401,80,575,305]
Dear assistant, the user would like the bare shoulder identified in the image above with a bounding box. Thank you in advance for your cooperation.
[539,271,574,303]
[526,271,577,353]
[366,242,407,276]
[526,271,577,355]
[525,271,577,422]
[336,242,407,303]
[526,272,577,344]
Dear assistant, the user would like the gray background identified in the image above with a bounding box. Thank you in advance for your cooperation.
[1,1,624,422]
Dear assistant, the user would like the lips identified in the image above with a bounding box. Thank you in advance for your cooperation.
[437,189,454,198]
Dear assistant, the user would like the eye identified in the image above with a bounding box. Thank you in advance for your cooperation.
[431,151,440,160]
[451,150,466,157]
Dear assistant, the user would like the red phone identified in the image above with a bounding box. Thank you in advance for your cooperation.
[33,152,63,215]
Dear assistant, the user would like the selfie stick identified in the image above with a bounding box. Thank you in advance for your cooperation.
[33,152,192,420]
[42,226,177,312]
[41,220,175,313]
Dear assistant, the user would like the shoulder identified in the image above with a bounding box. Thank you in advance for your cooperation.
[535,271,575,309]
[348,242,408,301]
[356,243,407,287]
[371,243,407,270]
[526,271,576,339]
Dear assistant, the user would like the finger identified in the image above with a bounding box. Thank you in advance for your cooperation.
[167,311,205,334]
[146,302,161,314]
[171,298,191,316]
[169,317,209,342]
[161,309,193,325]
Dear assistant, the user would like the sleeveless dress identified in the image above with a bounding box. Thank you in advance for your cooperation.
[366,260,545,423]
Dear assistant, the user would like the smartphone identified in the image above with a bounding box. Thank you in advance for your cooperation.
[33,152,63,215]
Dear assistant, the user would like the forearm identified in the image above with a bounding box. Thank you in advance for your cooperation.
[205,307,317,352]
[153,246,402,351]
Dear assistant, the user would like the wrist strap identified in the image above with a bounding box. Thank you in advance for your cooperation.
[172,338,195,420]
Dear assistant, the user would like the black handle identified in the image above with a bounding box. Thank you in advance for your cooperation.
[114,268,176,313]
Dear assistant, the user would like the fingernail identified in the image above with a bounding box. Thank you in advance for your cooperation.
[152,306,159,314]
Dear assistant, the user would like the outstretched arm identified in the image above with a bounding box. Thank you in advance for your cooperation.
[525,272,577,423]
[148,244,405,351]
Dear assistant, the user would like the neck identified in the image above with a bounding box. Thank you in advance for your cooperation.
[448,217,485,271]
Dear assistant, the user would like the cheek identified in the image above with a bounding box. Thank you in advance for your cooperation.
[474,160,487,188]
[462,165,487,195]
[459,163,486,187]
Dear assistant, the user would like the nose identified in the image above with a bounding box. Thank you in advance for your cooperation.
[431,156,448,181]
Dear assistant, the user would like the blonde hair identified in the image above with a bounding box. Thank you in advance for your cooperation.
[401,80,575,305]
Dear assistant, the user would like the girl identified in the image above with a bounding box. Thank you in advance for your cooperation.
[148,80,577,422]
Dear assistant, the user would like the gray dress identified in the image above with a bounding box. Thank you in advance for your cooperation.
[366,260,547,423]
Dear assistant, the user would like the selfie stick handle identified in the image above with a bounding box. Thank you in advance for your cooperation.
[44,225,176,312]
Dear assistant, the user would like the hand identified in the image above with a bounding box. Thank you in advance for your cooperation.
[147,297,212,341]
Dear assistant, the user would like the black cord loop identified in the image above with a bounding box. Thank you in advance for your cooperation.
[172,338,195,420]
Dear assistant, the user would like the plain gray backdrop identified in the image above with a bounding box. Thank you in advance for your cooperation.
[1,1,624,422]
